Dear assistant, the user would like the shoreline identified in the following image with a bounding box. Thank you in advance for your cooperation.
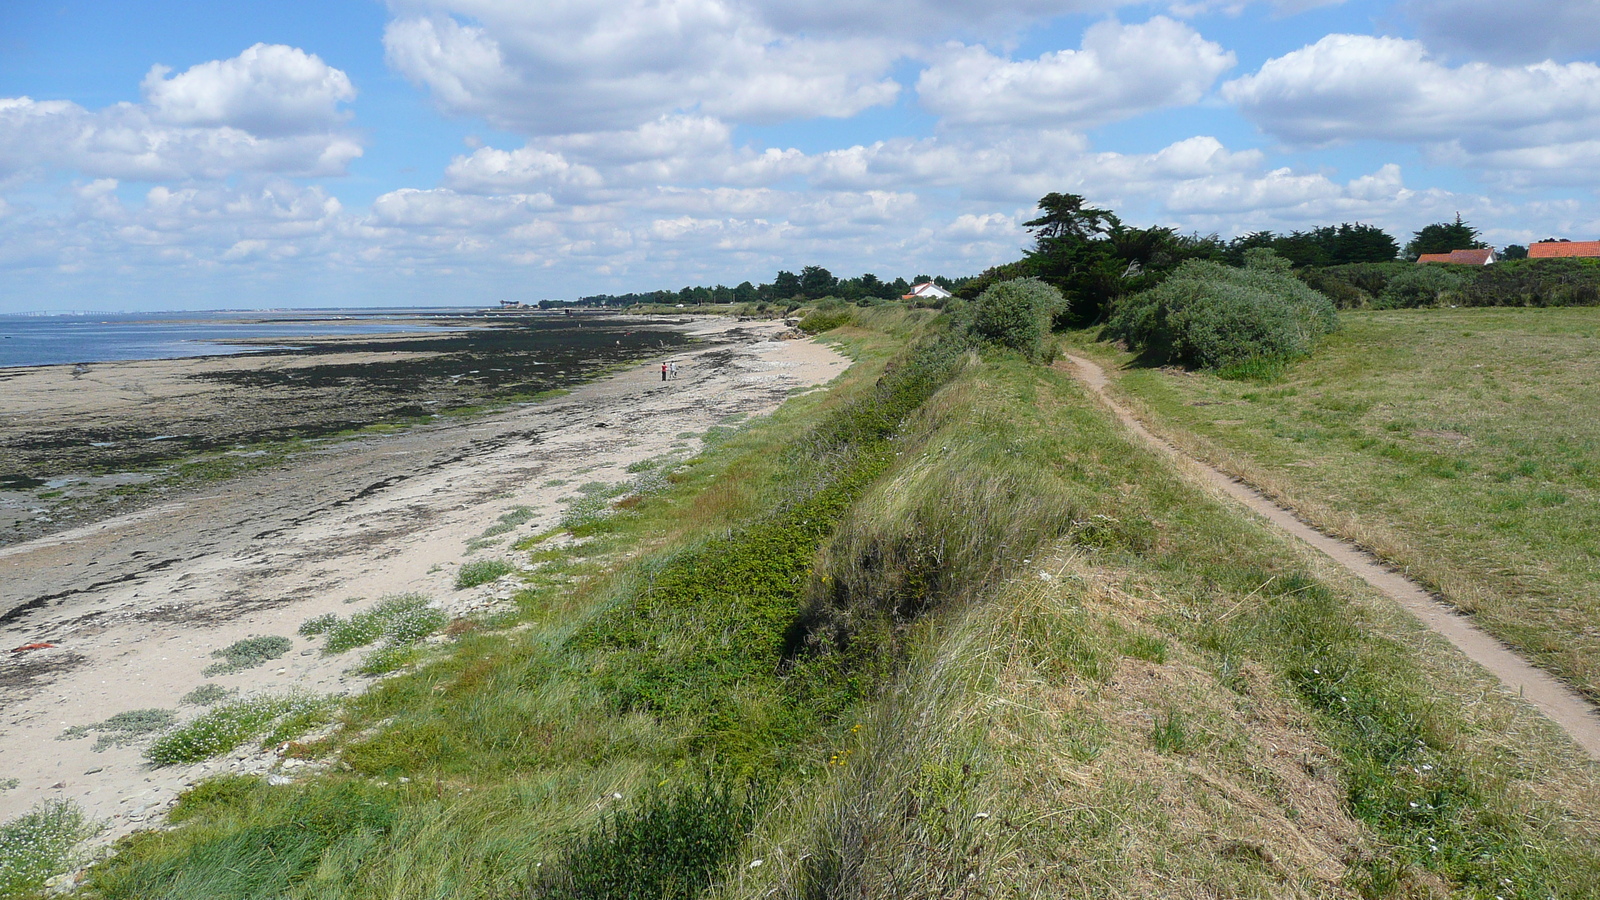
[0,317,848,848]
[0,314,712,544]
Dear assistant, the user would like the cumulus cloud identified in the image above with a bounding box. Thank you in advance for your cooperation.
[916,18,1234,128]
[141,43,355,136]
[1405,0,1600,63]
[1223,35,1600,179]
[383,2,902,134]
[0,46,361,182]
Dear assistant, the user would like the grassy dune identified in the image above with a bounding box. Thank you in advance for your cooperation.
[1065,308,1600,700]
[41,307,1600,899]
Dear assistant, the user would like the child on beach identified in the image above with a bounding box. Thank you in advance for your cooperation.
[661,361,668,382]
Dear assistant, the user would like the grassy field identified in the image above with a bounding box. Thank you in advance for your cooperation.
[1064,307,1600,701]
[14,305,1600,899]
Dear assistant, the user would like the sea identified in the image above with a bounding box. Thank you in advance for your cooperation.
[0,308,489,369]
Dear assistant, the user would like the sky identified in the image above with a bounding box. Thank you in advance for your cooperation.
[2,0,1599,312]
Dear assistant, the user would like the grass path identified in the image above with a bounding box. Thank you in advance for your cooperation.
[1063,353,1600,761]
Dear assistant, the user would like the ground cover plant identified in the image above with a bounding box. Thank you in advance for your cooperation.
[59,708,177,751]
[145,694,332,766]
[301,593,447,656]
[0,800,95,898]
[66,305,1600,899]
[202,636,293,676]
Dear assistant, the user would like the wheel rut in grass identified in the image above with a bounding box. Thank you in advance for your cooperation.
[1063,353,1600,762]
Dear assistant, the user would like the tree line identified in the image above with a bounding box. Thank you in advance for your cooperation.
[556,266,968,308]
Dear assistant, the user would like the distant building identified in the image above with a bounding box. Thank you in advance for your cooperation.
[902,281,953,300]
[1416,249,1497,265]
[1528,240,1600,259]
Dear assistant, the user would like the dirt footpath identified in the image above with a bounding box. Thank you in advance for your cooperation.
[1064,353,1600,762]
[0,319,849,842]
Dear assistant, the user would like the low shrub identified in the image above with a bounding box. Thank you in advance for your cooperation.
[1298,261,1411,308]
[1107,259,1338,369]
[203,635,293,676]
[962,277,1065,361]
[0,800,94,897]
[1456,258,1600,307]
[798,308,854,334]
[1374,264,1469,309]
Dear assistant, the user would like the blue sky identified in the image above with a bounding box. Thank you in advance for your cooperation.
[2,0,1598,312]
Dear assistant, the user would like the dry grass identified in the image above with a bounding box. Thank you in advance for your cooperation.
[1066,308,1600,700]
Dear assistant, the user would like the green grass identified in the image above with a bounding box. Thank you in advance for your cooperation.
[1068,307,1600,699]
[66,306,1600,900]
[455,559,516,589]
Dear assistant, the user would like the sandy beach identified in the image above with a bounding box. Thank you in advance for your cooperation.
[0,317,849,850]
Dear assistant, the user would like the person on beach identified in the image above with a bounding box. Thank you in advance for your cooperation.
[661,361,668,382]
[669,362,678,380]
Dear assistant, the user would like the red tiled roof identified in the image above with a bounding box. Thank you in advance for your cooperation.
[1528,241,1600,259]
[1417,249,1495,265]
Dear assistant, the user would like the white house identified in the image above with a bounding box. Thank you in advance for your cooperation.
[902,281,953,300]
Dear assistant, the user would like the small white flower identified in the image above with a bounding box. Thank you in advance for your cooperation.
[973,812,990,820]
[750,859,764,868]
[1409,802,1419,808]
[613,792,622,800]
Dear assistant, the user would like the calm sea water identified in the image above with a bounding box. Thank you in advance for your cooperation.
[0,309,486,369]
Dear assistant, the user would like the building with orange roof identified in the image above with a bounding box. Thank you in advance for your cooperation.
[1416,248,1497,265]
[1528,241,1600,259]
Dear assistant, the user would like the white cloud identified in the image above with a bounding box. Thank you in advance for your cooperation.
[141,43,355,136]
[1223,35,1600,180]
[443,146,603,195]
[1404,0,1600,63]
[916,18,1235,128]
[0,46,362,183]
[383,2,903,134]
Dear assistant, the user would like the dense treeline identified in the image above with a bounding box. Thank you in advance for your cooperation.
[562,266,969,308]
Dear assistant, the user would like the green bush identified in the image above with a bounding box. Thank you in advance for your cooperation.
[798,308,854,334]
[1456,258,1600,307]
[1297,261,1411,308]
[1107,259,1338,370]
[963,277,1065,361]
[1374,264,1469,309]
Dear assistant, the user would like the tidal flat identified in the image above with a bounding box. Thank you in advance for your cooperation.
[0,314,692,544]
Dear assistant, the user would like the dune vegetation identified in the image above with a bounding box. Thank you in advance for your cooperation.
[14,299,1585,900]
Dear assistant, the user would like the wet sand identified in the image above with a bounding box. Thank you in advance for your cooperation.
[0,317,850,849]
[0,314,693,544]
